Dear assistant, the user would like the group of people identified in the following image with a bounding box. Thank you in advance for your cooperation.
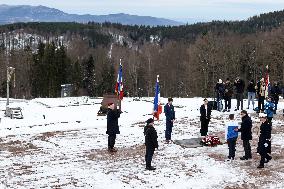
[214,77,281,114]
[225,111,272,168]
[105,92,275,171]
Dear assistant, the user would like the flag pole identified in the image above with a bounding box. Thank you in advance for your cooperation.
[118,58,122,111]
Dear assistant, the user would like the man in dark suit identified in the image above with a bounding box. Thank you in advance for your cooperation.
[106,102,121,152]
[164,98,175,143]
[144,118,159,170]
[200,98,212,136]
[235,110,252,160]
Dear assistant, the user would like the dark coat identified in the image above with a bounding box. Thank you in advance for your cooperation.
[247,82,256,93]
[224,82,234,98]
[145,125,158,149]
[234,79,245,93]
[200,104,212,121]
[238,115,252,140]
[215,83,225,98]
[258,120,272,154]
[106,108,121,135]
[271,85,281,102]
[164,103,175,121]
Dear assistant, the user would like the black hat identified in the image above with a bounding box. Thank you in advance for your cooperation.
[168,97,173,102]
[146,118,154,124]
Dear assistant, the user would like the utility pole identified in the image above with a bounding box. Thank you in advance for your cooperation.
[6,66,15,115]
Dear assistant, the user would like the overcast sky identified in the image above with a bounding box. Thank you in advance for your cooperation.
[1,0,284,22]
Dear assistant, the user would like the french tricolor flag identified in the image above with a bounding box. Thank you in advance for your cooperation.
[153,75,162,120]
[115,59,124,100]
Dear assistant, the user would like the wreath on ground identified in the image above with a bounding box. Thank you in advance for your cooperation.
[201,136,221,146]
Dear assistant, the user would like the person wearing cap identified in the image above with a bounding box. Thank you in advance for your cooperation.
[215,79,225,111]
[164,98,175,143]
[257,113,272,168]
[144,118,158,170]
[106,102,121,152]
[234,77,245,111]
[264,97,275,123]
[200,98,212,137]
[235,110,252,160]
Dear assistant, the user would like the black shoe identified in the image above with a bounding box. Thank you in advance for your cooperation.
[146,166,156,170]
[240,157,248,160]
[257,165,264,168]
[265,156,272,163]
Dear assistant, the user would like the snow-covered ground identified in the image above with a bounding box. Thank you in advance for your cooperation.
[0,97,283,188]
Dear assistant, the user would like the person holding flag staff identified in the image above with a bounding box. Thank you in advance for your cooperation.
[153,75,162,120]
[164,97,175,143]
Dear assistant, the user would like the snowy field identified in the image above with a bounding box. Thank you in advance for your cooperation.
[0,97,284,189]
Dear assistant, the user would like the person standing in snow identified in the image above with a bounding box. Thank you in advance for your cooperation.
[264,97,275,123]
[256,78,266,113]
[224,78,234,112]
[257,113,272,168]
[235,110,252,160]
[215,79,225,111]
[234,77,245,111]
[144,118,158,170]
[164,98,175,143]
[247,79,256,110]
[225,114,238,160]
[270,81,281,113]
[106,102,121,152]
[200,98,212,137]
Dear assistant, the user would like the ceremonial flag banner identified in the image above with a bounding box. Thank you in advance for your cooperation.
[265,65,270,97]
[153,75,162,120]
[115,59,124,100]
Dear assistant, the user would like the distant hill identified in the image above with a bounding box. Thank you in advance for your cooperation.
[0,4,183,26]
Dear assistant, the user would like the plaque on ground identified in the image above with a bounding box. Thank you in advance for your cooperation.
[174,138,203,148]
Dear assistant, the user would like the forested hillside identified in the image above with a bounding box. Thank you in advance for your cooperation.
[1,9,284,98]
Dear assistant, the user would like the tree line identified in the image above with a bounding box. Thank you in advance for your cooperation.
[0,10,284,98]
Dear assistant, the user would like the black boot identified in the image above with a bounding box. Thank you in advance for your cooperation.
[257,164,264,168]
[146,166,156,170]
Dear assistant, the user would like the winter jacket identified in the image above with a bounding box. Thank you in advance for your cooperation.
[106,108,121,135]
[215,83,225,98]
[234,79,245,93]
[238,115,252,140]
[145,125,158,149]
[258,120,272,154]
[225,121,238,140]
[164,104,175,121]
[256,81,266,96]
[224,82,234,98]
[270,85,281,102]
[264,101,275,118]
[200,104,212,121]
[247,82,256,93]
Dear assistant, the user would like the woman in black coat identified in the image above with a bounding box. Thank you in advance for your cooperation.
[257,113,272,168]
[200,99,212,136]
[106,103,121,152]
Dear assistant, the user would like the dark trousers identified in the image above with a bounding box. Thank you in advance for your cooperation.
[165,121,173,140]
[227,137,237,158]
[200,119,209,136]
[236,93,243,110]
[108,134,116,149]
[267,117,272,123]
[243,140,252,158]
[145,147,155,167]
[258,96,265,111]
[224,97,231,110]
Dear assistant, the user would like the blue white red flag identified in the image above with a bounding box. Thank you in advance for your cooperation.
[115,59,124,100]
[153,75,162,120]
